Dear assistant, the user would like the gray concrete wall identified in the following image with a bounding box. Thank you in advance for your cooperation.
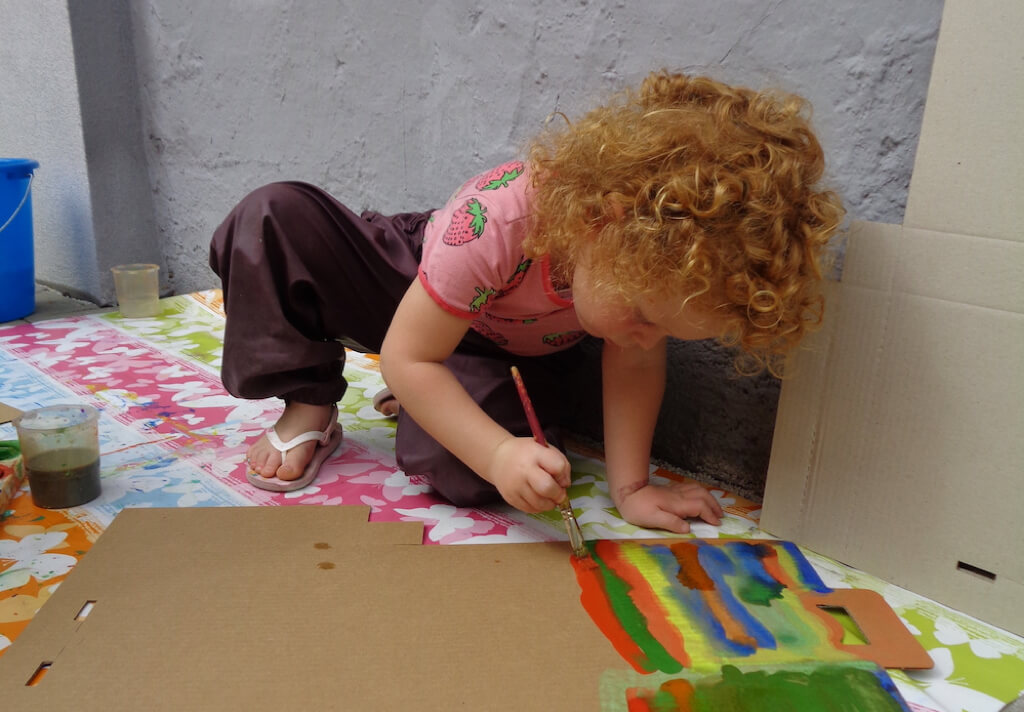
[1,0,162,304]
[128,1,942,295]
[67,0,164,300]
[2,0,945,497]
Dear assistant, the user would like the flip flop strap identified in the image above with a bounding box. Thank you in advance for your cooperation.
[265,406,338,453]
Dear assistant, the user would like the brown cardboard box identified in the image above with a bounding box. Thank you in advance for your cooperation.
[761,0,1024,634]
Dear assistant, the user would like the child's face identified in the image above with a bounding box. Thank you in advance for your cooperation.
[571,255,724,350]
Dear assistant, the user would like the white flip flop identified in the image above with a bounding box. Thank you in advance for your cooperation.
[246,404,343,492]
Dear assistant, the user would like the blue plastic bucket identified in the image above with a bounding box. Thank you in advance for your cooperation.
[0,158,39,322]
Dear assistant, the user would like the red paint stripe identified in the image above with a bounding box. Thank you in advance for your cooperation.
[572,553,649,672]
[626,694,653,712]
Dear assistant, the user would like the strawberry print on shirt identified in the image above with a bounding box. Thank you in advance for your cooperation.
[418,161,585,356]
[443,199,488,245]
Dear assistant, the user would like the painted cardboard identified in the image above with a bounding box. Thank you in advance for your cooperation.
[574,538,932,671]
[0,507,920,710]
[761,0,1024,635]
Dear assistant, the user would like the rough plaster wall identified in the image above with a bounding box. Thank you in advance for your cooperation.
[0,0,99,298]
[129,0,942,294]
[135,1,941,496]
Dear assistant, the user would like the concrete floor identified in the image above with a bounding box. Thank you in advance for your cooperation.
[0,284,109,327]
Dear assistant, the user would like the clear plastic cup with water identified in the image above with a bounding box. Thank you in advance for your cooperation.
[13,404,101,508]
[111,263,160,318]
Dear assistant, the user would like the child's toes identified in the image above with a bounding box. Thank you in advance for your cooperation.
[275,443,314,481]
[276,462,300,481]
[250,448,281,478]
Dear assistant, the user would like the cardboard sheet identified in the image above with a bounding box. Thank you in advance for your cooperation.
[0,506,926,710]
[762,0,1024,635]
[0,506,626,710]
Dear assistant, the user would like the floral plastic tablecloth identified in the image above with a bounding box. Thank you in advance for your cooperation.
[1,291,1021,710]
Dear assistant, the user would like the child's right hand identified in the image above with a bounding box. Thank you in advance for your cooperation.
[487,436,572,513]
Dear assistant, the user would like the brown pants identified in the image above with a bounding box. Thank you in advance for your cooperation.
[209,182,587,506]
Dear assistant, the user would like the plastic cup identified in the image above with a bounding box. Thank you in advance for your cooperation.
[111,263,160,317]
[13,404,101,508]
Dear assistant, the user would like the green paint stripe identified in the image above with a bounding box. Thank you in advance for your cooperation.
[594,547,683,674]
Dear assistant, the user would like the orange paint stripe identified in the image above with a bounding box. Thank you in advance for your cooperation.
[699,590,758,650]
[673,541,756,651]
[598,542,691,668]
[761,546,802,590]
[572,554,649,672]
[660,678,696,710]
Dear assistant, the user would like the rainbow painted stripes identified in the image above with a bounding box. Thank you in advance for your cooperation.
[572,538,857,674]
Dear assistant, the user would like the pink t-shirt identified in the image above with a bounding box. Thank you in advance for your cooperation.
[418,161,586,356]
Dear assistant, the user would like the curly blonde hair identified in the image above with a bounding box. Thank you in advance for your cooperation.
[525,70,845,376]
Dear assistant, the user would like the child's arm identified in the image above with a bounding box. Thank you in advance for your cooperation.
[602,340,723,533]
[380,279,571,512]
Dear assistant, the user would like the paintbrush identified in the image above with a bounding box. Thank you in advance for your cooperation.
[509,366,588,559]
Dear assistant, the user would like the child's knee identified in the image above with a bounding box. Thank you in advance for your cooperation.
[215,182,331,264]
[232,182,310,227]
[395,417,501,507]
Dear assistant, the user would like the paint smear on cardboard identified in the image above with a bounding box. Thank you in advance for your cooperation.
[572,539,853,674]
[607,662,911,712]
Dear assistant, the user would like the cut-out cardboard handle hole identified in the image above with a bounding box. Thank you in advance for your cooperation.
[26,662,51,686]
[818,605,869,645]
[799,589,934,669]
[957,561,996,581]
[75,600,96,620]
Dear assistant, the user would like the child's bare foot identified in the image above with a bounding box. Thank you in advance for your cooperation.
[372,388,400,417]
[247,402,335,481]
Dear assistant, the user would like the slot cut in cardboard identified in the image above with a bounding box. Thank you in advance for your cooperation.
[74,600,96,621]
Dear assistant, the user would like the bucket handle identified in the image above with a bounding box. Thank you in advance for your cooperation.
[0,173,34,235]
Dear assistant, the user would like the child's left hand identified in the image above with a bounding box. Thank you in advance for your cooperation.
[615,481,723,534]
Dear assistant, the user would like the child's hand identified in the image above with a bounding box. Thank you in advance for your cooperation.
[488,437,572,513]
[616,481,723,534]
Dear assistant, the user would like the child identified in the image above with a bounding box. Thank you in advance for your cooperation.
[209,70,844,534]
